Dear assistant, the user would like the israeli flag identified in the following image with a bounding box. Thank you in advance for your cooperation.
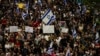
[22,12,28,20]
[47,41,54,55]
[82,5,87,14]
[16,7,19,13]
[93,23,96,31]
[38,0,42,6]
[64,0,67,5]
[47,48,53,55]
[72,28,77,38]
[65,48,71,56]
[49,41,53,49]
[93,23,96,28]
[15,0,19,13]
[41,9,56,25]
[95,32,99,43]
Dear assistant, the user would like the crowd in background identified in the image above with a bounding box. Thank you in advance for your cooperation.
[0,0,100,56]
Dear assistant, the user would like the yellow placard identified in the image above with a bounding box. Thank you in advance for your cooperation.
[17,3,25,9]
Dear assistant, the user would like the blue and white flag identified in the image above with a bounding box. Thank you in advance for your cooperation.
[47,48,53,55]
[82,5,87,14]
[15,0,19,13]
[72,28,77,38]
[16,7,19,13]
[41,9,56,25]
[95,32,99,43]
[47,41,54,55]
[64,0,67,5]
[49,41,53,49]
[38,0,42,6]
[65,48,71,56]
[93,23,96,31]
[22,12,28,20]
[93,23,96,29]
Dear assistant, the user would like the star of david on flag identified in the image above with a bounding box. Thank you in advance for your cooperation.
[41,9,56,25]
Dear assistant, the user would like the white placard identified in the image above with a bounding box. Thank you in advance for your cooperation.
[10,26,18,32]
[25,26,33,33]
[61,28,69,33]
[43,25,54,33]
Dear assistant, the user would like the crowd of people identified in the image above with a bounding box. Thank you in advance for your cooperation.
[0,0,100,56]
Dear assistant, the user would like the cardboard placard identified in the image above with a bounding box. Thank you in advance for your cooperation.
[10,26,18,32]
[61,27,69,33]
[25,26,33,33]
[43,25,54,33]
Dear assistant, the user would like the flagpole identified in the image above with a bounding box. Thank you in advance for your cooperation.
[38,0,41,20]
[27,0,29,20]
[37,0,42,20]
